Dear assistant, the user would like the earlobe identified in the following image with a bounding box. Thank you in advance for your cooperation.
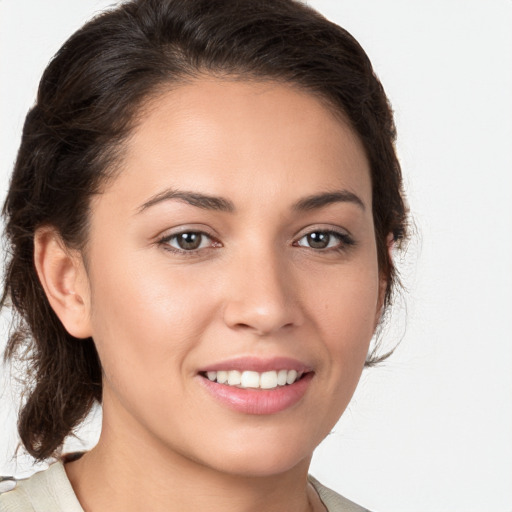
[34,227,92,339]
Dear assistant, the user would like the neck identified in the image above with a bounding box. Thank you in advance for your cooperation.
[65,402,321,512]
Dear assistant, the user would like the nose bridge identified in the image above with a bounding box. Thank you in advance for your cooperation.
[222,241,301,335]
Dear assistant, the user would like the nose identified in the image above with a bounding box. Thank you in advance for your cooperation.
[222,248,303,336]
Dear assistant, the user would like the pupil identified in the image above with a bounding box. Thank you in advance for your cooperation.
[178,233,201,250]
[308,232,329,249]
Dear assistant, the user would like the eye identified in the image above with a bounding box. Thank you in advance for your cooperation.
[295,230,353,250]
[160,231,215,252]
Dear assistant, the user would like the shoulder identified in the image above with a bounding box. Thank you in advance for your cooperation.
[2,464,367,512]
[309,475,371,512]
[0,461,84,512]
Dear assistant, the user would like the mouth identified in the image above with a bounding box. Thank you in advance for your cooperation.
[199,369,305,390]
[197,358,314,415]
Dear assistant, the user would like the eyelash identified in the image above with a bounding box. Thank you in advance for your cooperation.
[157,229,355,256]
[157,230,219,256]
[294,230,355,252]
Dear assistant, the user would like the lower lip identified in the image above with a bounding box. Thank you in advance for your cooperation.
[198,373,313,415]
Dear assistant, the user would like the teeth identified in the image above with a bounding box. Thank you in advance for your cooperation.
[260,371,277,389]
[204,369,303,389]
[227,370,242,386]
[277,369,288,386]
[240,371,260,388]
[286,369,298,385]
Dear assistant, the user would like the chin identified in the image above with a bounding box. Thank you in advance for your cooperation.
[210,450,312,479]
[190,428,319,478]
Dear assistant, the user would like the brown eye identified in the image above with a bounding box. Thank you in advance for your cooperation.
[305,232,331,249]
[176,232,202,250]
[163,231,213,251]
[296,230,353,251]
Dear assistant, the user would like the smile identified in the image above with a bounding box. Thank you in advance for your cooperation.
[204,369,303,389]
[198,358,314,415]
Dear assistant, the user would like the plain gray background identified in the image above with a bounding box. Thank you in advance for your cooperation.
[1,2,511,511]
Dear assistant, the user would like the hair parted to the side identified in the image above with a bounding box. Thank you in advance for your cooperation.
[1,0,408,461]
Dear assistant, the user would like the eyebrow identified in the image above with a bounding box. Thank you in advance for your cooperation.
[137,189,235,214]
[136,188,365,214]
[292,190,366,212]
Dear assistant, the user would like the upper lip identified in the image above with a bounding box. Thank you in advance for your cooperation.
[197,356,313,374]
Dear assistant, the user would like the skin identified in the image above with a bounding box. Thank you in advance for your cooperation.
[35,78,386,512]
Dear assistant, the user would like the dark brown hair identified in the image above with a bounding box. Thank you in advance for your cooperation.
[2,0,408,461]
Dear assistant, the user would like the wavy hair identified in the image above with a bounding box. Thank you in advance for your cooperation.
[2,0,408,460]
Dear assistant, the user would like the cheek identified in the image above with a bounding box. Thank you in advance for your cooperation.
[284,259,380,442]
[309,259,380,334]
[306,260,380,378]
[86,250,219,386]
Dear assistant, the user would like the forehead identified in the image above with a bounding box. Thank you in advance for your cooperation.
[103,78,371,211]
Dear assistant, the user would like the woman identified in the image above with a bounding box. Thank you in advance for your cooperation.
[0,0,407,510]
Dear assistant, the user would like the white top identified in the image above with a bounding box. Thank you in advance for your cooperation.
[0,461,369,512]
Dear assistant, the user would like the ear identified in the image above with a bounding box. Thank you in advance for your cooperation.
[375,233,395,327]
[34,227,92,339]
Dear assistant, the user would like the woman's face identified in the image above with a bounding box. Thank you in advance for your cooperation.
[80,79,383,476]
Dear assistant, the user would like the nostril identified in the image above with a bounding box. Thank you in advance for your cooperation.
[223,301,302,336]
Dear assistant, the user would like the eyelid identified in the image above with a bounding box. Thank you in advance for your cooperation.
[292,225,355,250]
[155,223,218,241]
[156,226,222,254]
[293,224,353,240]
